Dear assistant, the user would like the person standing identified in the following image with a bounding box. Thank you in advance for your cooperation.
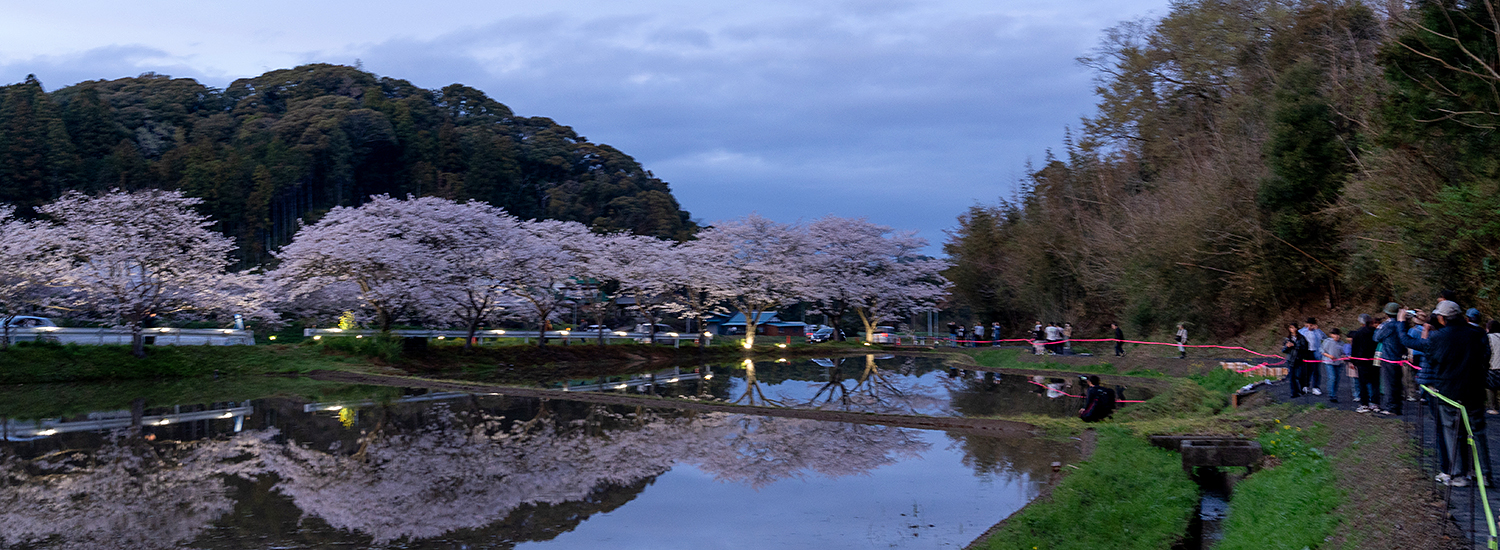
[1175,323,1188,359]
[1320,328,1345,404]
[1374,303,1408,415]
[1351,315,1379,412]
[1488,320,1500,415]
[1300,318,1327,396]
[1112,323,1125,357]
[973,323,985,347]
[1063,323,1074,354]
[1401,302,1492,486]
[1284,323,1309,398]
[1032,320,1044,355]
[1044,322,1063,355]
[956,324,966,347]
[991,322,1002,347]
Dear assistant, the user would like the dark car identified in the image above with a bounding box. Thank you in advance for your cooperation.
[808,326,843,343]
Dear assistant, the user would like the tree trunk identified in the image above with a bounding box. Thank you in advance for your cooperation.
[744,310,757,348]
[465,319,479,349]
[856,308,877,343]
[131,323,146,358]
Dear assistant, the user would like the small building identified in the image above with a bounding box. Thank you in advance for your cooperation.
[706,312,807,337]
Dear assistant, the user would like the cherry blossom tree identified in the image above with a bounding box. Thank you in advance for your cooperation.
[690,214,808,347]
[505,219,596,346]
[802,216,948,342]
[32,190,260,357]
[661,241,732,346]
[0,205,49,349]
[273,196,441,331]
[592,233,677,342]
[415,202,528,347]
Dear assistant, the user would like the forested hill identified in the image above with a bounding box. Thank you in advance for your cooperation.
[0,64,698,265]
[944,0,1500,339]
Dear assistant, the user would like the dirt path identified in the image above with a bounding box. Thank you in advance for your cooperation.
[1267,377,1471,549]
[308,369,1038,438]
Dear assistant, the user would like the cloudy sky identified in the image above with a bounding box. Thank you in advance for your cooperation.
[0,0,1168,253]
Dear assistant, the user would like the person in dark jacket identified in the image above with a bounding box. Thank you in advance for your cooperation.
[1112,323,1125,357]
[1350,314,1379,412]
[1373,302,1408,414]
[1283,323,1309,398]
[1401,301,1493,486]
[1079,375,1116,422]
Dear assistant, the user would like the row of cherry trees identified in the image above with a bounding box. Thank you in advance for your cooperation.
[0,189,949,351]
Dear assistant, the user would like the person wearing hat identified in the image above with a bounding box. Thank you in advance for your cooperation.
[1401,300,1493,486]
[1373,302,1409,415]
[1468,308,1483,328]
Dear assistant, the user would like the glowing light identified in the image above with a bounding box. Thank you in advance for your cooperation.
[36,429,58,436]
[615,331,628,336]
[777,343,787,348]
[742,341,753,349]
[436,335,445,340]
[268,335,277,340]
[703,332,712,337]
[777,358,788,363]
[157,419,171,425]
[615,384,628,389]
[356,335,363,339]
[220,413,235,419]
[492,330,506,334]
[313,335,322,340]
[863,342,871,346]
[704,374,714,380]
[328,328,344,333]
[667,377,679,382]
[324,405,343,411]
[667,332,679,337]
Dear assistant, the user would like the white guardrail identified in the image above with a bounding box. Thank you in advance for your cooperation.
[5,327,255,346]
[303,328,707,347]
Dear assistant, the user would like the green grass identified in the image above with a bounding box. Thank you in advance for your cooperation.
[982,427,1198,550]
[0,341,364,384]
[1217,423,1340,550]
[969,348,1119,374]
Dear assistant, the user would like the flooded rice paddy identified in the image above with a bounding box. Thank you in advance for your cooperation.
[0,355,1134,549]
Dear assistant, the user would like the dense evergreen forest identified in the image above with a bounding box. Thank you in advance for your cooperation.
[945,0,1500,338]
[0,64,698,266]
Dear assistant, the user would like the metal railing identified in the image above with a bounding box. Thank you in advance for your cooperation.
[5,327,255,346]
[303,328,707,347]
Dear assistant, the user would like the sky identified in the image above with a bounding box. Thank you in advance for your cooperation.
[0,0,1170,253]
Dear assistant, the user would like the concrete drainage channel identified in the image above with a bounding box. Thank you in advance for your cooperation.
[1151,436,1264,550]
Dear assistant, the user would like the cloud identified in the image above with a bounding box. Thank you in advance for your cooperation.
[0,0,1170,252]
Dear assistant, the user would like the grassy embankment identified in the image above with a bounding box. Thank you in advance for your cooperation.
[963,347,1351,549]
[982,427,1199,550]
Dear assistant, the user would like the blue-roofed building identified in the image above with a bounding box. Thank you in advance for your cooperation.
[705,312,807,337]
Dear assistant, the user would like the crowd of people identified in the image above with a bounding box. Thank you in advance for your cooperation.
[942,292,1500,485]
[1281,292,1500,488]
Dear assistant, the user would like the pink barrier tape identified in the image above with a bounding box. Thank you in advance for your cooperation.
[1025,380,1146,403]
[935,336,1426,370]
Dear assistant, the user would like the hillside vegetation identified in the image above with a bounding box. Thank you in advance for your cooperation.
[0,64,697,265]
[945,0,1500,338]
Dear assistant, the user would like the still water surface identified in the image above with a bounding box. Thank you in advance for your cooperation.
[1,356,1093,549]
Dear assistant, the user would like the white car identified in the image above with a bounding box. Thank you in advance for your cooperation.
[869,326,898,343]
[4,316,57,328]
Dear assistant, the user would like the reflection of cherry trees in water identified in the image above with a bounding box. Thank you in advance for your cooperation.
[1,398,934,547]
[0,433,265,550]
[771,355,948,415]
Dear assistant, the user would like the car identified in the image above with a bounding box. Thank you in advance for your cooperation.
[632,323,673,334]
[581,325,612,333]
[4,316,57,328]
[808,326,843,343]
[869,326,898,344]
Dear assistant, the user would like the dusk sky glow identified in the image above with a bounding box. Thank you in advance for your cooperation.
[0,0,1170,252]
